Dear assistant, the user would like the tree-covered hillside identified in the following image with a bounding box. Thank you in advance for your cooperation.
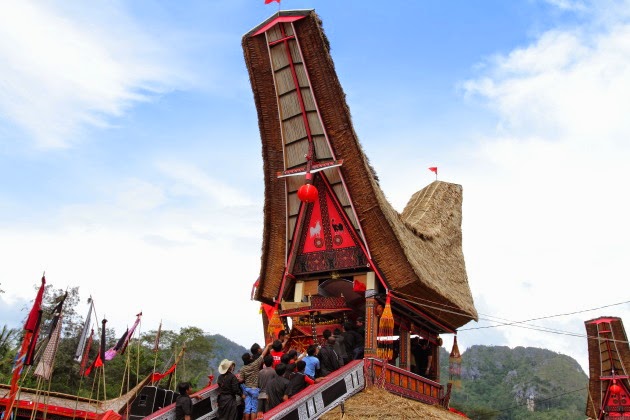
[440,345,588,419]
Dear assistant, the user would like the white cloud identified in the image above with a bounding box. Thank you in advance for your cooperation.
[450,6,630,371]
[0,223,264,348]
[157,161,255,208]
[0,1,187,149]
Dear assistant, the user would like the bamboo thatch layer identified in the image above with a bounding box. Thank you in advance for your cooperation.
[319,386,465,419]
[243,10,477,329]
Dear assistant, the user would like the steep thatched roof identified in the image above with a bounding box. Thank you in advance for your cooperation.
[243,10,477,330]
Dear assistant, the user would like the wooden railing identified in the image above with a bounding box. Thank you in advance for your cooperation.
[364,358,444,406]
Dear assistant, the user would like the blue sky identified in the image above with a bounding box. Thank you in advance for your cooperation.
[1,0,630,373]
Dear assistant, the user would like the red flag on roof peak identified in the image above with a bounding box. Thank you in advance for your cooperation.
[428,167,438,174]
[265,0,280,4]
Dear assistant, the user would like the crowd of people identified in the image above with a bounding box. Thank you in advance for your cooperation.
[210,319,366,420]
[174,318,436,420]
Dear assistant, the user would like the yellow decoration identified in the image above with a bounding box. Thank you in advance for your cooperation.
[267,306,283,338]
[377,295,394,360]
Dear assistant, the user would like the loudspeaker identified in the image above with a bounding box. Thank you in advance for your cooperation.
[154,387,167,411]
[165,390,177,406]
[129,386,159,419]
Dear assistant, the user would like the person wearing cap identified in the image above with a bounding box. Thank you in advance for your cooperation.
[217,359,243,419]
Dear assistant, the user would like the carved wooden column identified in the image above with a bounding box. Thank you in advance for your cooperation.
[364,272,378,358]
[399,319,410,370]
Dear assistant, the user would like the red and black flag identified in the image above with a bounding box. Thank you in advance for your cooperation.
[5,275,46,416]
[85,318,107,376]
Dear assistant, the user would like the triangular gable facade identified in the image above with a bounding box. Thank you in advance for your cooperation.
[292,173,368,275]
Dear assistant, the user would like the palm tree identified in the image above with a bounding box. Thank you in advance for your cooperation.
[0,324,19,380]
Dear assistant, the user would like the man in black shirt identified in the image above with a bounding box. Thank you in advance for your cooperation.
[411,338,433,378]
[266,363,290,410]
[175,382,193,420]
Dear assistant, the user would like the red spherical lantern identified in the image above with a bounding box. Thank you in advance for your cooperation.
[297,183,318,203]
[610,381,622,394]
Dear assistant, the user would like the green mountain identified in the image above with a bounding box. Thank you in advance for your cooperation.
[206,334,249,376]
[439,345,588,420]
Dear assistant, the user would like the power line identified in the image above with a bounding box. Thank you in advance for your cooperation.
[391,292,630,343]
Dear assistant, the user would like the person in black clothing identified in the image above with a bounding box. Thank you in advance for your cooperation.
[266,363,290,410]
[318,336,340,376]
[342,321,363,361]
[411,338,433,378]
[287,360,317,397]
[217,359,243,420]
[175,382,193,420]
[355,317,365,338]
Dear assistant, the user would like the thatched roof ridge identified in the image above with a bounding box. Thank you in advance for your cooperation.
[243,10,477,329]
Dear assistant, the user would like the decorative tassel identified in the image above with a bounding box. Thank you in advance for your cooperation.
[449,335,462,389]
[377,295,394,361]
[267,304,283,339]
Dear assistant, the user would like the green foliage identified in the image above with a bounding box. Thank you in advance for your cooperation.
[440,345,588,420]
[0,325,19,378]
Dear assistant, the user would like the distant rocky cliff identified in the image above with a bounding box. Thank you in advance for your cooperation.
[439,345,588,419]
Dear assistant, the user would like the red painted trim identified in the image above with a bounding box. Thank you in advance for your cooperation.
[588,317,620,325]
[268,35,295,47]
[0,397,99,419]
[253,16,305,36]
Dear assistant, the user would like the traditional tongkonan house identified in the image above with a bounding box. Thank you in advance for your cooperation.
[243,9,477,402]
[585,317,630,419]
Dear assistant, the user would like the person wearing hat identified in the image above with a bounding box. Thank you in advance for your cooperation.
[217,359,243,419]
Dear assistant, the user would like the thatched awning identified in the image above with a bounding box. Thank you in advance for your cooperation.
[243,10,477,330]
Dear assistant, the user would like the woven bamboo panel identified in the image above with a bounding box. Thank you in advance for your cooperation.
[288,39,303,64]
[286,175,303,192]
[344,207,359,229]
[282,115,307,145]
[287,189,301,217]
[285,138,308,168]
[275,67,297,95]
[300,83,316,109]
[294,63,309,87]
[288,214,298,240]
[332,183,350,207]
[278,91,302,119]
[313,135,332,160]
[307,111,324,135]
[322,167,340,183]
[270,43,290,70]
